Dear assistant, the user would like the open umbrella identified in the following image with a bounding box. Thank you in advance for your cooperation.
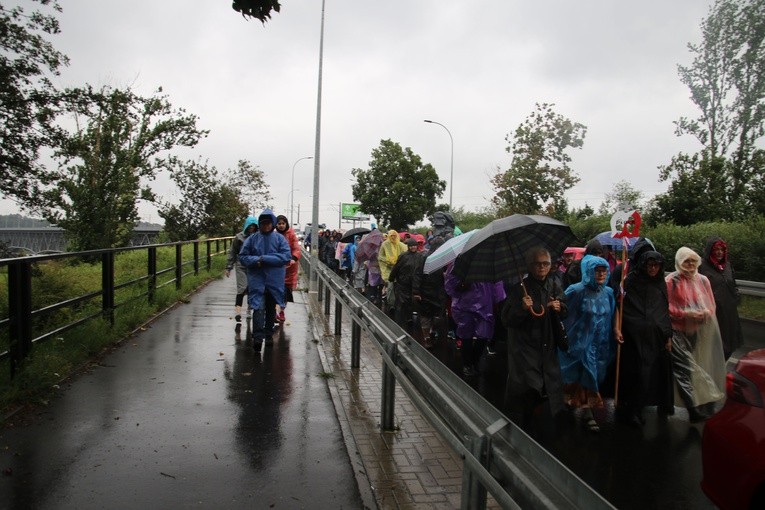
[355,229,384,262]
[452,214,575,283]
[339,227,370,244]
[422,230,477,274]
[594,231,637,251]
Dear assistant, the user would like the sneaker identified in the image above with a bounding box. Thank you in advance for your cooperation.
[277,311,286,322]
[235,314,242,323]
[253,341,263,353]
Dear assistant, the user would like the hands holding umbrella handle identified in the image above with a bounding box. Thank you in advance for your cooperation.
[520,282,545,317]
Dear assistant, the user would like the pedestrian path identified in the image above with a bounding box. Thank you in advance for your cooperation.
[302,283,502,509]
[0,278,365,510]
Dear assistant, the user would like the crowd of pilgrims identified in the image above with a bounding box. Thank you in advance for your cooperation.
[314,223,743,435]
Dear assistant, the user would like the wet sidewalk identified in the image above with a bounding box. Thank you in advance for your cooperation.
[0,268,494,509]
[0,278,368,509]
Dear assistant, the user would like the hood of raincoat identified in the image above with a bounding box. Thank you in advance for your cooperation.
[242,216,258,236]
[636,250,665,281]
[275,214,292,232]
[387,230,400,244]
[675,246,701,277]
[258,209,278,234]
[703,236,728,267]
[581,255,610,290]
[584,238,604,257]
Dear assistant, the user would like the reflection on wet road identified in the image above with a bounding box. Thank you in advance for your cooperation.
[0,280,363,509]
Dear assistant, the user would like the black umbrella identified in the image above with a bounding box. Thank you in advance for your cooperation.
[339,227,370,244]
[452,214,575,283]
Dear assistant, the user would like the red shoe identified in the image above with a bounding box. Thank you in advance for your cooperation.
[277,311,286,322]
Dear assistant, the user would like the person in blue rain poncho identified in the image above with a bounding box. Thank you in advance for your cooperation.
[239,209,292,352]
[559,255,620,432]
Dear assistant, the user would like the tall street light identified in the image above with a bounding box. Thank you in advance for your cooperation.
[424,119,453,209]
[309,0,327,292]
[290,156,313,226]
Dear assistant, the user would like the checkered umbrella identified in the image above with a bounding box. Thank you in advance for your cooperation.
[422,229,477,274]
[452,214,575,282]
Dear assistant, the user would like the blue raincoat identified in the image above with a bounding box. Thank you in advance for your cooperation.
[559,255,616,392]
[239,209,292,310]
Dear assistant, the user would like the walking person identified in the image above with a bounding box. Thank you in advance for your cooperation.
[388,238,422,333]
[698,237,743,360]
[559,255,619,433]
[239,209,292,353]
[378,230,406,316]
[666,247,725,422]
[225,216,258,330]
[445,265,506,378]
[275,214,301,323]
[412,237,447,348]
[502,247,568,436]
[616,250,674,427]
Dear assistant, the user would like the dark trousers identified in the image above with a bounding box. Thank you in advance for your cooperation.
[252,290,277,343]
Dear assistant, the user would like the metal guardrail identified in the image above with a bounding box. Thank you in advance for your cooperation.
[0,237,233,377]
[301,252,615,510]
[738,279,765,298]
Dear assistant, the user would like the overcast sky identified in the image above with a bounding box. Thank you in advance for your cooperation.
[3,0,714,229]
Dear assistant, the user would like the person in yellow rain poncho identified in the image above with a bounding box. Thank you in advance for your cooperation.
[378,230,407,315]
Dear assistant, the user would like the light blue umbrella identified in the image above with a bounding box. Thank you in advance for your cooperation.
[594,231,638,251]
[423,230,477,274]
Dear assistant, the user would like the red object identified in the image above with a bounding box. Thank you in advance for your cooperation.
[701,348,765,510]
[563,247,585,261]
[613,210,642,239]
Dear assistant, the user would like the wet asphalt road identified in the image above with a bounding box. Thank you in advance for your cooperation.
[0,279,363,510]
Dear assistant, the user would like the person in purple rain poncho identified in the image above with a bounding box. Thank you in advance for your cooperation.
[444,263,506,378]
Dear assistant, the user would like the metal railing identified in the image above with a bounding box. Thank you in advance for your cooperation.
[0,237,233,377]
[738,279,765,297]
[301,252,615,510]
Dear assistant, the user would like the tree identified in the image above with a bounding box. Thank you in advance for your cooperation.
[223,159,272,215]
[159,158,269,241]
[38,86,208,251]
[598,180,644,215]
[491,103,586,215]
[666,0,765,218]
[0,0,69,205]
[351,139,446,230]
[232,0,281,23]
[652,152,731,226]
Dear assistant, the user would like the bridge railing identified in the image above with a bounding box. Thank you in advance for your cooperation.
[301,251,615,510]
[0,237,233,377]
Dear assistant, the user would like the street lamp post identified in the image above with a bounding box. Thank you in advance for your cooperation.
[423,119,453,209]
[290,156,313,226]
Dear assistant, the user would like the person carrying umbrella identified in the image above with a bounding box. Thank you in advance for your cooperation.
[356,227,385,306]
[502,246,568,436]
